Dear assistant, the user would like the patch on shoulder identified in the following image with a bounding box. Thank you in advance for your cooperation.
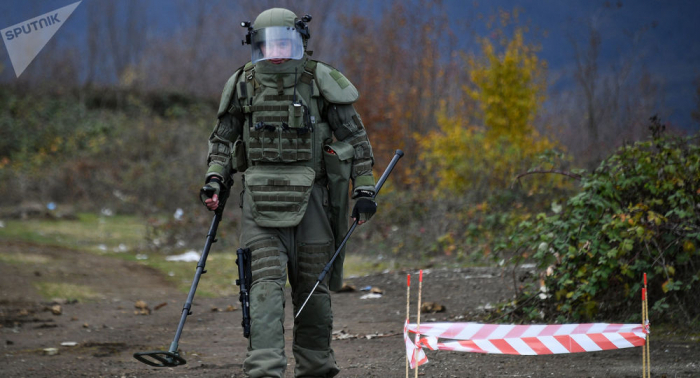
[314,61,359,104]
[329,69,351,89]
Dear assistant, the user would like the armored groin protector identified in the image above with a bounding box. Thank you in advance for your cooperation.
[251,27,304,63]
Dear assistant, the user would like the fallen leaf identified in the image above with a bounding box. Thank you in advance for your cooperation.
[134,300,151,315]
[336,283,356,292]
[421,302,446,313]
[50,305,62,315]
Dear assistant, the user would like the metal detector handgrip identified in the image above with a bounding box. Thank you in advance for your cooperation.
[295,149,404,318]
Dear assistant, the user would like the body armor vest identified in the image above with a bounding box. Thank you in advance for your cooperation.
[237,59,333,228]
[238,59,331,177]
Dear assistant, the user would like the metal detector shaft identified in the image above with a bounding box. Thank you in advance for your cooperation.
[134,194,226,367]
[295,149,404,318]
[171,211,222,348]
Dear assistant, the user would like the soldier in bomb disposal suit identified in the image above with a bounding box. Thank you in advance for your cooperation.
[200,8,377,378]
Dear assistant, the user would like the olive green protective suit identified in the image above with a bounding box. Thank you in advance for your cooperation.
[204,8,375,378]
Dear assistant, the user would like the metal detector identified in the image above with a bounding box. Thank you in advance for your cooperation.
[295,149,404,318]
[133,186,227,367]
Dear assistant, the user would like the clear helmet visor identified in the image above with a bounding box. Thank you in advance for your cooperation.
[251,26,304,63]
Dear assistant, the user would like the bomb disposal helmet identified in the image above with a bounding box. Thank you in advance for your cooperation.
[242,8,312,64]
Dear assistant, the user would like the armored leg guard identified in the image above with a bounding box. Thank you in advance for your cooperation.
[292,344,339,378]
[244,280,287,378]
[242,234,288,378]
[292,290,338,378]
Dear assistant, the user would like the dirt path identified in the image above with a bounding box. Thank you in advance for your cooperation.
[1,240,698,377]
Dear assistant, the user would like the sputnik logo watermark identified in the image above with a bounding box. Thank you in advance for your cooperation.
[1,1,82,78]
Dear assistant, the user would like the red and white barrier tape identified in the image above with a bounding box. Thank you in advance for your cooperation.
[405,322,647,367]
[404,320,427,368]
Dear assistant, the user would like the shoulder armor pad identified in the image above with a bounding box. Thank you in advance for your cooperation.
[314,61,359,104]
[217,67,244,117]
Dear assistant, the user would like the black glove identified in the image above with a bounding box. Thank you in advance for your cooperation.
[200,176,224,207]
[352,196,377,223]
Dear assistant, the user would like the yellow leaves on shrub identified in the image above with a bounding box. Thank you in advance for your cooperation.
[647,211,666,226]
[466,29,546,145]
[667,265,676,276]
[662,279,671,293]
[418,25,556,195]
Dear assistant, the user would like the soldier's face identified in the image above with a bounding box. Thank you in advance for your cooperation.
[260,39,292,64]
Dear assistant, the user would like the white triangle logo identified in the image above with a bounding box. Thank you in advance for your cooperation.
[1,1,82,78]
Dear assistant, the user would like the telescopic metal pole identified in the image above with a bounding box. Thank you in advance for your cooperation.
[169,210,221,351]
[134,191,227,367]
[295,149,404,318]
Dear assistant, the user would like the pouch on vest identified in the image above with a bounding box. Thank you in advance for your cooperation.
[248,125,280,162]
[243,165,316,228]
[323,141,354,291]
[232,137,248,173]
[288,103,306,129]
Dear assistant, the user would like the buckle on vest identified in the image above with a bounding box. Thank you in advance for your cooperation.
[254,122,276,132]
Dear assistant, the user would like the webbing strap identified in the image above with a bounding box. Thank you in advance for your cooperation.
[255,116,287,122]
[244,64,256,83]
[304,60,317,73]
[298,60,317,91]
[238,82,248,99]
[252,259,281,270]
[280,130,312,139]
[276,76,284,95]
[243,105,288,113]
[248,129,277,139]
[268,179,290,186]
[299,73,313,85]
[249,238,278,251]
[352,115,364,129]
[248,185,309,193]
[281,151,312,160]
[253,194,303,203]
[251,248,279,260]
[265,95,295,101]
[249,185,310,193]
[257,204,301,212]
[354,160,373,176]
[244,65,259,96]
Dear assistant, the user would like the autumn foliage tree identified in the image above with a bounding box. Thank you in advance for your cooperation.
[338,0,463,186]
[420,15,555,195]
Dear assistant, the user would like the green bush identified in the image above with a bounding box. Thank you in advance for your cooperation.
[504,117,700,325]
[0,86,217,214]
